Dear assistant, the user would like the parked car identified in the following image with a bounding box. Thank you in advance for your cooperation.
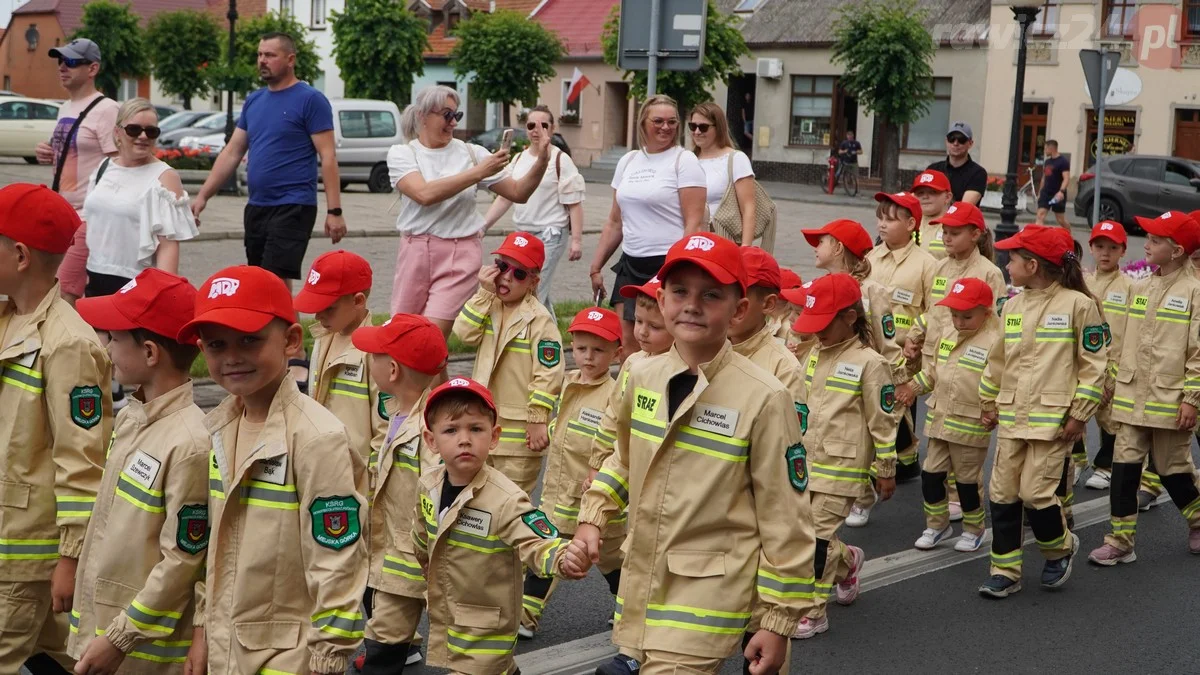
[468,126,571,156]
[179,131,227,157]
[154,105,179,120]
[330,98,403,193]
[0,97,60,163]
[1075,154,1200,228]
[159,109,213,133]
[158,111,239,148]
[0,90,25,97]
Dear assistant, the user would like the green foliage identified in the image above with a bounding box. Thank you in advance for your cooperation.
[831,0,935,127]
[71,1,150,99]
[145,10,222,109]
[601,1,748,115]
[208,12,320,97]
[450,10,565,123]
[331,0,428,108]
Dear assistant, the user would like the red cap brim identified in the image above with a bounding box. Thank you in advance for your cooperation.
[492,247,541,271]
[619,284,654,300]
[658,258,743,291]
[1088,232,1126,246]
[569,323,621,343]
[177,308,277,343]
[801,229,825,248]
[936,296,984,311]
[294,287,341,314]
[350,325,391,355]
[993,234,1025,251]
[779,287,807,306]
[792,310,837,334]
[75,295,140,332]
[1135,216,1174,239]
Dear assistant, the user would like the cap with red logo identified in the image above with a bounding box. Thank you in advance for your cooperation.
[423,376,497,427]
[801,219,874,258]
[294,250,373,313]
[1088,220,1127,246]
[178,265,299,343]
[1135,210,1200,255]
[492,231,545,271]
[994,224,1077,266]
[657,233,748,292]
[932,202,986,230]
[874,191,923,223]
[935,277,995,311]
[740,246,782,290]
[568,306,622,343]
[0,183,81,254]
[76,269,197,342]
[619,275,662,300]
[911,170,951,193]
[791,273,863,334]
[779,268,803,291]
[351,313,448,375]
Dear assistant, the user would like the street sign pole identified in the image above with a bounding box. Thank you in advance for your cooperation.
[647,0,661,97]
[1092,49,1107,227]
[1080,47,1120,225]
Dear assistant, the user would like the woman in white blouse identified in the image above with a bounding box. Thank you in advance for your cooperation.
[689,101,757,246]
[482,105,585,321]
[588,95,707,348]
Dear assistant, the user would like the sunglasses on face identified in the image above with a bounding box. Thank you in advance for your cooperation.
[58,57,93,69]
[687,122,712,133]
[123,124,161,139]
[947,135,970,145]
[650,118,679,129]
[437,109,464,123]
[526,121,550,131]
[494,259,530,281]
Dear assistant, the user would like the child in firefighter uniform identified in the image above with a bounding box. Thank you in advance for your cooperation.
[1089,211,1200,564]
[520,307,624,638]
[453,231,565,494]
[186,265,368,675]
[977,225,1107,598]
[295,249,388,462]
[773,269,807,350]
[350,314,449,673]
[730,247,805,403]
[912,170,954,260]
[569,233,816,675]
[0,184,110,672]
[68,269,208,673]
[413,377,574,675]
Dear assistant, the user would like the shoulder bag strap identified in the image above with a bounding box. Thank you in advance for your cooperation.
[94,157,111,185]
[52,95,107,193]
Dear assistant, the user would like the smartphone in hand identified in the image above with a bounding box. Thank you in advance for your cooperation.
[500,128,514,152]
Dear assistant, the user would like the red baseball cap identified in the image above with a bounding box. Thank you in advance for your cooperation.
[994,224,1076,266]
[936,277,994,311]
[0,183,81,254]
[740,246,782,290]
[657,233,748,292]
[932,202,986,230]
[779,268,803,291]
[780,283,808,307]
[294,250,373,313]
[492,231,545,271]
[75,269,197,342]
[178,265,298,343]
[1135,210,1200,255]
[568,306,622,343]
[802,219,874,258]
[1089,220,1127,246]
[875,191,923,223]
[351,313,448,375]
[912,170,951,193]
[423,376,497,427]
[792,273,862,334]
[619,275,662,300]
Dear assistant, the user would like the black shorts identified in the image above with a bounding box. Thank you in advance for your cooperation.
[84,270,133,298]
[244,203,319,280]
[1037,192,1066,213]
[610,253,667,321]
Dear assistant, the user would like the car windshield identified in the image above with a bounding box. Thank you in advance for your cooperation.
[159,111,203,132]
[196,112,238,130]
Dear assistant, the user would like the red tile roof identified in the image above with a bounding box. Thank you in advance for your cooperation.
[421,0,544,58]
[533,0,617,58]
[424,23,457,58]
[15,0,213,34]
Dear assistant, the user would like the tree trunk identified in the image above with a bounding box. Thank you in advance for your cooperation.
[502,103,511,127]
[880,117,902,193]
[183,95,192,110]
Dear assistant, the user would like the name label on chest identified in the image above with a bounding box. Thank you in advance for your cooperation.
[933,229,944,241]
[1044,314,1070,329]
[579,407,604,428]
[250,455,288,485]
[14,350,38,368]
[963,345,989,364]
[339,363,363,382]
[1106,291,1126,305]
[1165,295,1190,313]
[125,450,161,489]
[453,507,492,537]
[517,326,529,340]
[397,438,419,458]
[892,288,915,305]
[834,362,863,382]
[691,404,739,437]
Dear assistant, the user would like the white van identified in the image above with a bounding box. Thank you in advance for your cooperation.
[331,98,403,193]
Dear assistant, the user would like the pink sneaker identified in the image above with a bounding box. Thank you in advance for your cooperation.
[1189,528,1200,555]
[1087,543,1136,566]
[790,614,829,639]
[835,545,865,606]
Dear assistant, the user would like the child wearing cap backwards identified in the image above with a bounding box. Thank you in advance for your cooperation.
[0,184,110,673]
[183,265,368,675]
[976,225,1106,598]
[568,233,816,675]
[1090,211,1200,565]
[67,269,208,674]
[790,272,898,639]
[413,377,574,675]
[348,313,448,674]
[896,277,1000,553]
[294,249,388,463]
[912,170,954,260]
[731,247,805,404]
[453,231,565,495]
[519,307,624,639]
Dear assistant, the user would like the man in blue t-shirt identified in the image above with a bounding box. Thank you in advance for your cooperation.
[1036,139,1071,229]
[192,32,346,287]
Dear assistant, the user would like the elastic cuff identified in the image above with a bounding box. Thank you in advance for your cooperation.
[104,623,139,654]
[310,652,349,675]
[1068,398,1097,422]
[980,401,998,415]
[876,460,897,480]
[577,505,608,529]
[58,531,84,559]
[757,609,799,638]
[526,407,551,424]
[589,451,612,471]
[1184,392,1200,410]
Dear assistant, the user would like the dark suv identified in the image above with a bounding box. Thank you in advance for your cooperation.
[1075,154,1200,227]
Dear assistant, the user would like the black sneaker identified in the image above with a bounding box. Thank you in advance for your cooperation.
[1041,533,1079,588]
[978,574,1022,598]
[1138,490,1157,511]
[596,654,641,675]
[405,643,423,666]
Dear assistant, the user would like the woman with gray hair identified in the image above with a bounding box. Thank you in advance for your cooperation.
[386,85,550,336]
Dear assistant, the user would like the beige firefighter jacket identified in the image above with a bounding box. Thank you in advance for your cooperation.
[910,249,1007,347]
[308,314,388,462]
[910,318,1002,448]
[867,239,939,344]
[587,350,648,471]
[919,217,948,260]
[733,321,804,404]
[862,278,909,383]
[542,369,618,532]
[1085,268,1133,432]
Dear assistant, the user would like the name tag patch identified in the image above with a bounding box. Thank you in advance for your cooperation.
[125,450,161,489]
[892,288,915,305]
[1044,314,1070,329]
[398,438,419,458]
[251,455,288,485]
[691,404,739,437]
[1106,291,1126,305]
[933,229,943,241]
[453,507,492,537]
[834,362,863,382]
[964,345,989,364]
[579,407,604,428]
[1165,295,1190,312]
[14,350,38,368]
[339,363,363,382]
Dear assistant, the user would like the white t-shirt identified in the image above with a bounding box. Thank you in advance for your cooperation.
[510,147,586,232]
[611,146,707,257]
[82,159,198,279]
[698,150,754,219]
[387,139,508,239]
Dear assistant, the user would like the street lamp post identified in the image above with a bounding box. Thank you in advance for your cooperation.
[221,0,239,195]
[995,1,1042,274]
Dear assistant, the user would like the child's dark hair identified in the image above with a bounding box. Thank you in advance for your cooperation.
[425,390,497,427]
[976,227,995,261]
[634,293,659,310]
[750,285,780,301]
[130,328,201,372]
[1016,245,1102,313]
[840,301,873,346]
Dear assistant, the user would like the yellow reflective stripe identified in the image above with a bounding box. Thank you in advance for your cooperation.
[978,378,999,398]
[674,425,750,463]
[1144,401,1180,416]
[595,468,629,510]
[446,628,517,655]
[1028,412,1065,427]
[942,418,991,436]
[311,609,365,638]
[529,390,556,409]
[1111,396,1135,411]
[116,474,165,514]
[499,427,526,443]
[459,304,487,328]
[239,481,299,510]
[990,549,1022,568]
[126,600,182,634]
[810,462,870,483]
[382,555,425,581]
[824,376,863,396]
[329,378,369,400]
[644,603,751,635]
[756,569,816,599]
[1034,328,1074,342]
[1074,385,1102,403]
[55,495,95,518]
[1,362,45,393]
[1156,307,1190,324]
[0,538,59,560]
[913,371,931,391]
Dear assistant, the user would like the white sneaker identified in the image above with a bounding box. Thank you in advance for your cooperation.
[955,529,988,552]
[1085,469,1112,490]
[948,501,963,522]
[790,614,829,639]
[914,526,952,550]
[517,624,534,639]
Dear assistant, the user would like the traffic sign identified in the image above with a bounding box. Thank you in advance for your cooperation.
[617,0,707,74]
[1080,49,1121,111]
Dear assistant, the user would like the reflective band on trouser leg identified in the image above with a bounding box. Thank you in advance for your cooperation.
[446,629,517,655]
[1026,505,1070,560]
[1161,472,1200,528]
[644,604,751,636]
[312,609,366,639]
[921,470,949,531]
[957,483,986,534]
[988,501,1023,579]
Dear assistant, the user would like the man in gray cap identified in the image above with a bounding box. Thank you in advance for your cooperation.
[926,121,988,206]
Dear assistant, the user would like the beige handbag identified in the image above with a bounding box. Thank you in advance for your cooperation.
[711,151,778,252]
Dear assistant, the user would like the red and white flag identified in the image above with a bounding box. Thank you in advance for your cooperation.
[566,67,591,105]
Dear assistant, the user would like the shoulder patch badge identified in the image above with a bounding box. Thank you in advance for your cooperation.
[1081,326,1104,353]
[786,443,808,492]
[881,313,896,340]
[795,402,809,434]
[881,384,896,413]
[1101,322,1112,347]
[309,496,362,550]
[377,392,392,421]
[69,386,103,429]
[176,504,208,555]
[537,340,561,368]
[522,509,558,539]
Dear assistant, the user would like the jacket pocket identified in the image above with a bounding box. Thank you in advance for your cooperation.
[452,603,501,630]
[1155,373,1184,391]
[0,583,35,632]
[1040,392,1073,408]
[996,391,1016,405]
[0,480,29,509]
[666,550,726,578]
[1115,366,1134,384]
[950,401,982,419]
[93,578,139,609]
[821,440,858,460]
[234,621,303,651]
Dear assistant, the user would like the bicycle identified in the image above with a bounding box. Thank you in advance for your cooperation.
[832,155,859,197]
[1016,163,1039,215]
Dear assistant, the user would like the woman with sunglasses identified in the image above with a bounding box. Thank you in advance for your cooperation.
[689,101,758,247]
[589,94,707,350]
[482,105,585,322]
[387,85,551,339]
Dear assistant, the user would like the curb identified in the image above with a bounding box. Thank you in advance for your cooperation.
[189,226,607,243]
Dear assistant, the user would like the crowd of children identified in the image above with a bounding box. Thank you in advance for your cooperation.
[3,172,1200,675]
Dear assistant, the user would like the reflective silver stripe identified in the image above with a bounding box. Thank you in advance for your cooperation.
[447,531,512,552]
[208,479,224,496]
[0,540,59,559]
[675,427,749,460]
[567,421,599,438]
[446,630,516,654]
[756,573,816,598]
[116,476,165,509]
[127,640,191,663]
[55,497,93,516]
[330,380,369,396]
[630,418,665,440]
[0,365,45,390]
[126,603,179,632]
[644,606,750,631]
[382,556,424,579]
[239,485,299,505]
[312,612,365,635]
[593,471,628,507]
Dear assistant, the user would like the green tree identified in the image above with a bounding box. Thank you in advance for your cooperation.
[832,0,935,192]
[71,0,149,99]
[332,0,428,108]
[450,9,565,126]
[145,10,222,110]
[601,0,748,117]
[209,12,319,97]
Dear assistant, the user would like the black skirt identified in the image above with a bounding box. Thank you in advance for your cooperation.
[610,253,667,321]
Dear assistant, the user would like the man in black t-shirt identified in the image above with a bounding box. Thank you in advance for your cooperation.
[926,121,988,205]
[838,130,863,165]
[1036,139,1071,229]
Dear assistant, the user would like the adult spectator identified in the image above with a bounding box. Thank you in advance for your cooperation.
[388,85,550,338]
[838,130,863,168]
[34,38,119,305]
[482,104,585,323]
[589,94,706,348]
[1036,139,1071,229]
[740,92,755,147]
[926,121,988,205]
[689,101,757,246]
[191,32,346,289]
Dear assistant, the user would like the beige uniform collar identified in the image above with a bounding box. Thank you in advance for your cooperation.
[878,238,918,264]
[378,390,429,487]
[310,312,373,369]
[1151,264,1191,286]
[427,463,494,535]
[732,322,776,359]
[205,375,302,486]
[491,293,544,346]
[1020,281,1062,299]
[815,336,861,358]
[656,341,734,424]
[566,368,613,389]
[0,281,60,360]
[124,380,196,426]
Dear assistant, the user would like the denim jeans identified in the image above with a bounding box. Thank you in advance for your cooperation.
[533,226,568,323]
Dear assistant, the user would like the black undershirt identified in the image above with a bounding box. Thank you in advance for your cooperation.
[440,479,466,514]
[667,372,699,420]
